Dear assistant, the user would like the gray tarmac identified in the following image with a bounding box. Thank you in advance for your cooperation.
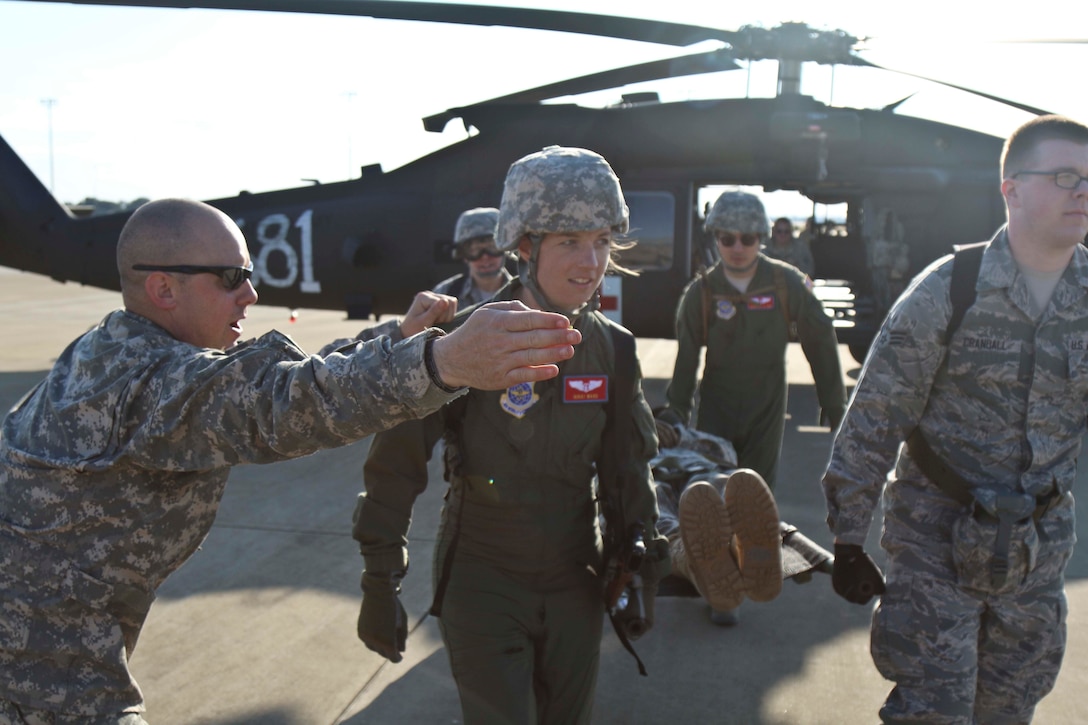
[1,266,1086,724]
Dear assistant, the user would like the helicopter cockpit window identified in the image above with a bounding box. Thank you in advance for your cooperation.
[621,191,675,271]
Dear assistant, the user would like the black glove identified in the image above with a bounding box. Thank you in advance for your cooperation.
[357,571,408,663]
[832,543,886,605]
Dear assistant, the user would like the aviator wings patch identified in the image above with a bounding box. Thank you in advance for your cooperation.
[564,375,608,403]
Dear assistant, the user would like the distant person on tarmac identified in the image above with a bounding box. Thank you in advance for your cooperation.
[433,207,512,306]
[763,216,815,276]
[823,114,1088,723]
[0,198,580,724]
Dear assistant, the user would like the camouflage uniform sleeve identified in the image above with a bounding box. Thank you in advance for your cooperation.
[822,260,951,544]
[125,330,461,469]
[353,411,446,574]
[791,269,847,426]
[665,278,704,425]
[317,318,403,357]
[795,241,815,278]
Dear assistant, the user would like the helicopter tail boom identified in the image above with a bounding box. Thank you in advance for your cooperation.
[0,133,77,280]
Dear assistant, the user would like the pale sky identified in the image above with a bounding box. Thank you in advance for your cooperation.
[1,0,1085,210]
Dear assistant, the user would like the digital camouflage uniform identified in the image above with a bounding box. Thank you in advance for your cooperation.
[0,310,460,719]
[433,267,513,307]
[434,207,511,306]
[666,254,846,487]
[355,280,668,725]
[763,237,815,277]
[823,228,1084,724]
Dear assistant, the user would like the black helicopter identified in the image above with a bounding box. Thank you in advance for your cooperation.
[0,1,1065,361]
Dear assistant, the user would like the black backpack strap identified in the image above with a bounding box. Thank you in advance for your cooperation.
[601,323,648,676]
[429,394,470,617]
[772,266,799,342]
[697,269,711,347]
[600,323,636,530]
[945,241,987,344]
[909,240,986,492]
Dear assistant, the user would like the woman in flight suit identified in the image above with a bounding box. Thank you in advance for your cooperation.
[352,146,669,724]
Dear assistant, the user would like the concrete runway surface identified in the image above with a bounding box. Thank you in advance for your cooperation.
[1,266,1086,724]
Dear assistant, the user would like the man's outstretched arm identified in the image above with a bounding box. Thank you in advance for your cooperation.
[430,301,581,389]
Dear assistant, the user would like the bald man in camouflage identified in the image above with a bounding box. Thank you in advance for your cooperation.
[0,198,580,724]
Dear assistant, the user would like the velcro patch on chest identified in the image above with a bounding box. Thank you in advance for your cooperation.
[747,294,776,310]
[501,382,539,418]
[715,299,736,320]
[564,375,608,403]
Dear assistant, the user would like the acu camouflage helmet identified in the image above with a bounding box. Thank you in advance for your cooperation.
[495,146,629,251]
[453,207,500,246]
[705,190,769,238]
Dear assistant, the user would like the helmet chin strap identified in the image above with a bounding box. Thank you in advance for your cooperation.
[519,242,596,320]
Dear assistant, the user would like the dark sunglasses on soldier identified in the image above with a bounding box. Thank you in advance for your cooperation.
[132,263,254,290]
[715,231,761,248]
[462,247,505,262]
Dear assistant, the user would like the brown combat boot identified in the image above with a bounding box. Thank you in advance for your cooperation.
[724,469,782,602]
[677,481,745,611]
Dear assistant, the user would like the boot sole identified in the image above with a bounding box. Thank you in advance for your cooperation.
[679,481,745,611]
[725,469,783,602]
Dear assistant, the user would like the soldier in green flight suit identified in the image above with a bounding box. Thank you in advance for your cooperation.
[352,146,670,725]
[663,190,847,490]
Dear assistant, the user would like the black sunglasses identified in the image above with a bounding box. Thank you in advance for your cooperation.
[132,263,254,290]
[462,247,505,262]
[715,231,761,248]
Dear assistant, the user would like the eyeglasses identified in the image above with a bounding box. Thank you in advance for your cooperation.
[461,247,505,262]
[715,231,761,248]
[773,227,792,235]
[1013,170,1088,191]
[132,263,254,290]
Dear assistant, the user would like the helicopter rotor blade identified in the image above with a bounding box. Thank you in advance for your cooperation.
[26,0,735,47]
[880,94,916,112]
[999,38,1088,44]
[423,49,741,132]
[866,60,1054,117]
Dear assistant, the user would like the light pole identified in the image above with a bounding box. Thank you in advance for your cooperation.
[41,98,57,194]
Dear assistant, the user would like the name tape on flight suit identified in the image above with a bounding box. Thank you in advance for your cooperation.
[563,375,608,403]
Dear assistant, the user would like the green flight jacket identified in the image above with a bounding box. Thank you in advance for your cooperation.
[355,281,669,593]
[667,255,846,430]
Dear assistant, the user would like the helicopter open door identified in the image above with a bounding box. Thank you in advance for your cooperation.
[598,190,685,336]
